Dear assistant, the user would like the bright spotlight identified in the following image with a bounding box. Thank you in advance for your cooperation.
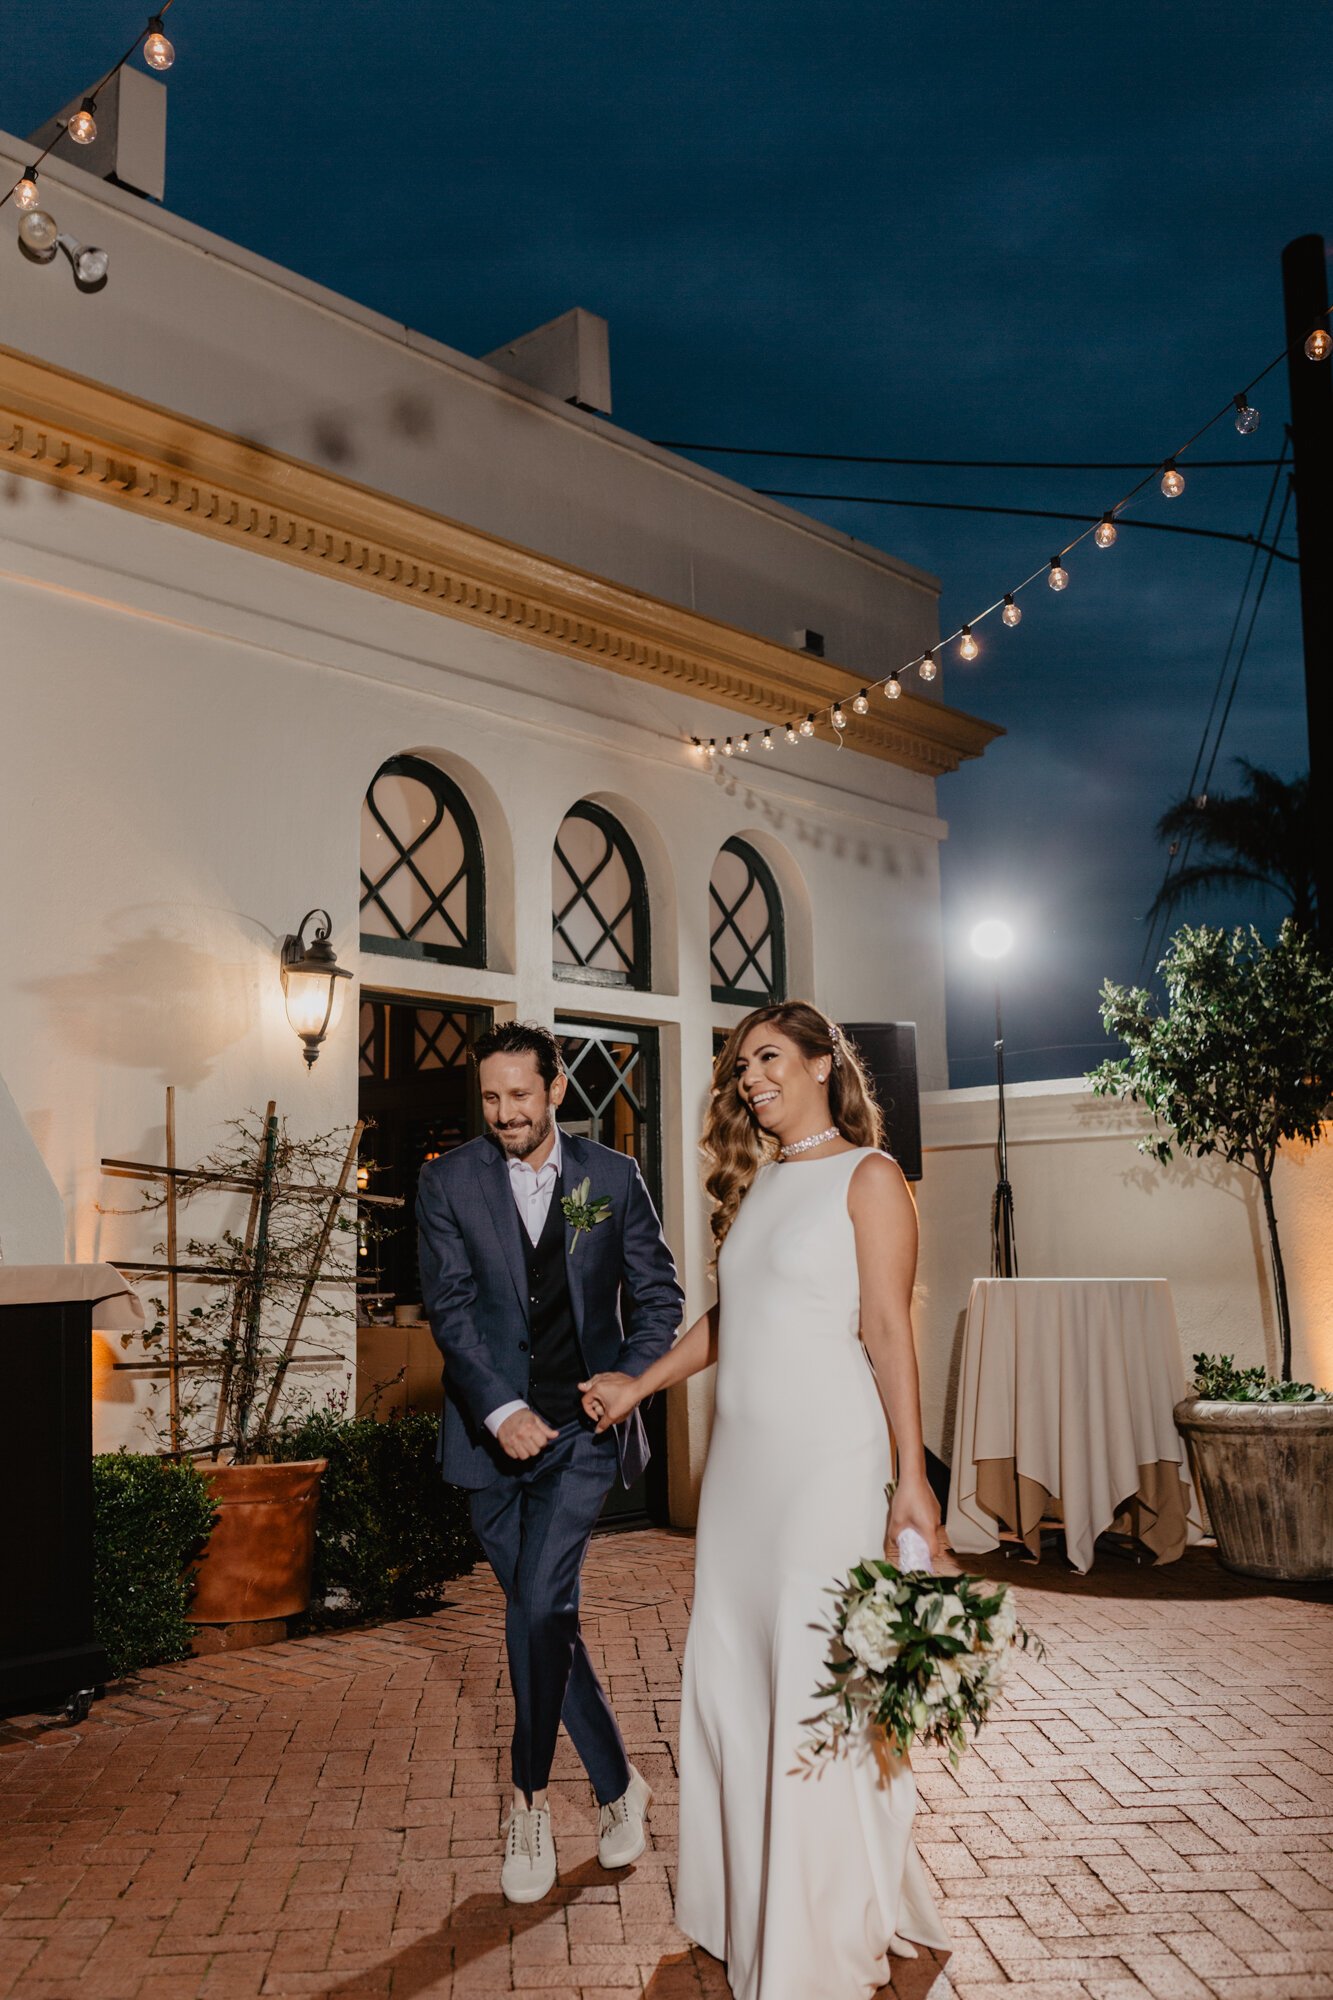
[970,918,1014,961]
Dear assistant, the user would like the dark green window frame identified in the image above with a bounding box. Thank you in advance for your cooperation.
[552,800,651,991]
[709,836,786,1007]
[360,753,486,968]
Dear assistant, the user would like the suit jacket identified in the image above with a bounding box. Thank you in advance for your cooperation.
[416,1130,684,1490]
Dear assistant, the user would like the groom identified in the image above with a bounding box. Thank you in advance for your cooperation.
[417,1021,683,1904]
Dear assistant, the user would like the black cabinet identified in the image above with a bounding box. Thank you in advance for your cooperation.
[0,1298,109,1713]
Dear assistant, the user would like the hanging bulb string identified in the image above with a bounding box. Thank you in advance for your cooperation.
[770,306,1330,739]
[4,3,178,210]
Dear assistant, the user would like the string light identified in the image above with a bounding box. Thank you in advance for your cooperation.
[1160,460,1185,498]
[722,736,734,755]
[885,673,902,701]
[852,689,869,714]
[1094,512,1118,548]
[1306,328,1332,362]
[1002,594,1022,627]
[957,627,978,661]
[784,722,798,745]
[1048,557,1069,591]
[12,168,40,211]
[799,713,815,737]
[67,98,98,145]
[918,650,938,683]
[143,14,175,67]
[761,728,773,750]
[1233,394,1260,435]
[737,732,750,753]
[831,704,847,729]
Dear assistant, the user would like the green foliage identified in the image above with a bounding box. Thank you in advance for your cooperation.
[92,1452,217,1678]
[1191,1352,1331,1404]
[271,1408,478,1627]
[1149,762,1316,932]
[1090,922,1333,1176]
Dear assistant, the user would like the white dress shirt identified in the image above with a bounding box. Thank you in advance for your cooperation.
[484,1125,563,1438]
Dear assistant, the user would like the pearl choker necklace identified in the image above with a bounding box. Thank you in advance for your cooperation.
[779,1126,841,1159]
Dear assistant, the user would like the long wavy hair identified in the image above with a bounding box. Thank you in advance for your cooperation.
[702,1001,883,1255]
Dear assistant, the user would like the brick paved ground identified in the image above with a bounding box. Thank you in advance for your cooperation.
[2,1530,1331,2000]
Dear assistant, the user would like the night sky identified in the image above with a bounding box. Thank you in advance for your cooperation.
[5,2,1325,1085]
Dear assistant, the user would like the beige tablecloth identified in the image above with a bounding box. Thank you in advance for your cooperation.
[0,1262,145,1330]
[946,1277,1203,1573]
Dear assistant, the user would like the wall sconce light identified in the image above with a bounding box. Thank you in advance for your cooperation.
[16,216,110,290]
[280,909,352,1068]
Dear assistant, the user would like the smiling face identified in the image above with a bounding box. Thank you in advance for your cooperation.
[478,1049,567,1163]
[733,1022,833,1146]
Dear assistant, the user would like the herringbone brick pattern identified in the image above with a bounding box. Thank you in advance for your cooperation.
[1,1531,1330,1998]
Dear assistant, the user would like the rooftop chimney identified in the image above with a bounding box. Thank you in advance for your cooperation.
[483,308,612,415]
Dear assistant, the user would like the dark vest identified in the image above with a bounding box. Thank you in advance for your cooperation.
[524,1190,583,1426]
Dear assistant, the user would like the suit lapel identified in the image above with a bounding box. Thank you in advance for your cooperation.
[473,1142,530,1323]
[558,1130,587,1337]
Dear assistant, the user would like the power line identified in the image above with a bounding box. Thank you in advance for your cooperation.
[657,441,1286,471]
[751,488,1298,561]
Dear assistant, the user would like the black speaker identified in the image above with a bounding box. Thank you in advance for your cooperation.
[841,1021,922,1181]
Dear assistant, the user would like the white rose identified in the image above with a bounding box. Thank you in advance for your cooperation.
[983,1596,1018,1650]
[925,1660,963,1709]
[935,1593,968,1631]
[844,1601,901,1674]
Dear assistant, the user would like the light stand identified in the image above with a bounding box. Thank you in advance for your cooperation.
[991,981,1018,1277]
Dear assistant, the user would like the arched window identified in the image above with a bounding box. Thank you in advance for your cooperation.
[552,801,650,989]
[710,837,786,1006]
[360,754,485,966]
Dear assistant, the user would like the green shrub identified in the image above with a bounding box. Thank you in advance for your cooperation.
[271,1409,479,1627]
[92,1453,217,1677]
[1191,1352,1332,1404]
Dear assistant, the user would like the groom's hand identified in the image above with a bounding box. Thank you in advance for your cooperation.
[497,1409,559,1460]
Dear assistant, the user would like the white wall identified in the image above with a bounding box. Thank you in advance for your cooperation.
[0,479,953,1522]
[914,1078,1333,1465]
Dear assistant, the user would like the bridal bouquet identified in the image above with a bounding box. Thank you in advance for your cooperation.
[802,1555,1038,1770]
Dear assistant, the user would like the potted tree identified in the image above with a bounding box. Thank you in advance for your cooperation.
[1091,921,1333,1581]
[119,1108,378,1631]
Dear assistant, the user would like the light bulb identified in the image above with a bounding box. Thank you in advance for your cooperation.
[852,689,869,715]
[799,713,815,737]
[143,17,175,68]
[785,722,798,745]
[74,243,109,284]
[958,626,979,661]
[1305,327,1332,361]
[706,739,716,757]
[737,733,750,754]
[918,650,938,683]
[1161,460,1185,498]
[761,729,773,750]
[13,170,40,211]
[1048,557,1069,591]
[722,737,734,756]
[1233,394,1260,435]
[1002,594,1022,627]
[885,674,902,701]
[19,208,59,253]
[832,705,846,729]
[1094,513,1118,549]
[67,98,98,145]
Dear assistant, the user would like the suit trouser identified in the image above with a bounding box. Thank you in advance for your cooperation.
[469,1418,631,1806]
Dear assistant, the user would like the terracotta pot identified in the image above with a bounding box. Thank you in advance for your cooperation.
[189,1459,327,1623]
[1174,1399,1333,1582]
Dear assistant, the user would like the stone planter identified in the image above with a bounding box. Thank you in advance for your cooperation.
[188,1458,327,1624]
[1174,1400,1333,1581]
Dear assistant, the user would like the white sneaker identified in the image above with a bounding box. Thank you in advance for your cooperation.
[500,1803,557,1903]
[597,1764,652,1869]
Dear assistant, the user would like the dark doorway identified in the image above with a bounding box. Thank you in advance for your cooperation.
[555,1019,667,1527]
[357,995,493,1316]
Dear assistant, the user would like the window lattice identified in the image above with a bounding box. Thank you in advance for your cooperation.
[360,754,485,966]
[552,802,649,989]
[709,837,786,1006]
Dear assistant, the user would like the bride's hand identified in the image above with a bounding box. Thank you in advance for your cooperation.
[887,1475,958,1575]
[578,1371,641,1434]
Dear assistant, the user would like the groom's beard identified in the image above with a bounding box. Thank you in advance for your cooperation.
[489,1105,555,1161]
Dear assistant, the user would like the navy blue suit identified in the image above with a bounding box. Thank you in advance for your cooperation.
[417,1128,682,1801]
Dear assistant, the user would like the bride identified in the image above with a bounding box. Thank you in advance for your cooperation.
[580,1001,951,2000]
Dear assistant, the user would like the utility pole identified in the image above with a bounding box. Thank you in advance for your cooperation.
[1281,234,1333,947]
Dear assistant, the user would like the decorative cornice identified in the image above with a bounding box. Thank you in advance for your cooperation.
[0,344,1002,776]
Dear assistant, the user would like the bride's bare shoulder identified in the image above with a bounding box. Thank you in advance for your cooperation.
[846,1149,913,1213]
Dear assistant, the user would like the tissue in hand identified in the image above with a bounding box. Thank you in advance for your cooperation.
[895,1527,935,1574]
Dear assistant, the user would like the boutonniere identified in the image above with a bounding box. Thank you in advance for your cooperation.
[561,1177,612,1253]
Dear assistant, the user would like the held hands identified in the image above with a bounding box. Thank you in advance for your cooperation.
[497,1408,559,1460]
[578,1371,641,1435]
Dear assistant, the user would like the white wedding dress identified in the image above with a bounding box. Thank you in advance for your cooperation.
[676,1148,949,2000]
